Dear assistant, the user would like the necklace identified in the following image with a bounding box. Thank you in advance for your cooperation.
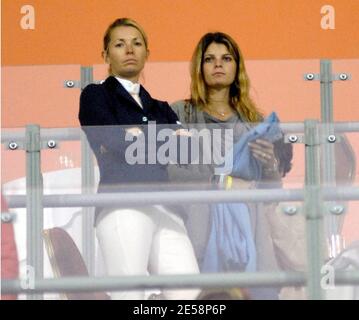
[205,106,233,118]
[216,110,229,116]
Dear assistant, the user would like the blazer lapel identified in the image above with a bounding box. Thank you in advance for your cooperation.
[139,85,154,114]
[105,76,144,112]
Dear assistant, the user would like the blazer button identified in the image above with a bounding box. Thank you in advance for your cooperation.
[142,116,148,122]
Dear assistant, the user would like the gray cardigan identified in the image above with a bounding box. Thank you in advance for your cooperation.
[168,100,212,182]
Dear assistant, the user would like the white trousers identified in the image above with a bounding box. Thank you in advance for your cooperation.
[96,205,200,300]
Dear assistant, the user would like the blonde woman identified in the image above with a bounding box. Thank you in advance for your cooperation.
[79,18,199,300]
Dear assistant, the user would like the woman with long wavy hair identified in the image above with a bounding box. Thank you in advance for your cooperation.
[170,32,293,299]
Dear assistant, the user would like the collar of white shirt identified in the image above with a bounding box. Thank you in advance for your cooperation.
[115,76,143,108]
[115,77,140,94]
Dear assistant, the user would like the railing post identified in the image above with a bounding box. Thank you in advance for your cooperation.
[25,124,43,300]
[80,66,96,275]
[304,120,325,300]
[320,59,343,258]
[320,60,334,124]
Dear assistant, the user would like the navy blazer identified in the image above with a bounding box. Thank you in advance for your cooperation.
[80,74,189,185]
[79,76,188,223]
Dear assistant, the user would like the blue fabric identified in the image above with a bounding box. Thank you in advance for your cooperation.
[227,111,282,180]
[201,112,282,273]
[202,202,256,272]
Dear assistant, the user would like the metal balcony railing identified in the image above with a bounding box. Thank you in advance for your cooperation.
[1,60,359,300]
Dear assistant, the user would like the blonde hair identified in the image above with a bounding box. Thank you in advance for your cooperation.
[190,32,262,123]
[103,18,148,75]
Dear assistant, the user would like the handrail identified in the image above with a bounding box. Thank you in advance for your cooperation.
[0,272,307,294]
[4,187,359,209]
[2,271,359,295]
[2,122,359,144]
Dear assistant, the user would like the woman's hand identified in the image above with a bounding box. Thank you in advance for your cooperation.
[125,127,143,136]
[248,139,278,172]
[174,128,192,136]
[229,176,254,189]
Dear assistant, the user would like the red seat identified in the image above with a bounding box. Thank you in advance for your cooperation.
[1,194,19,300]
[43,227,110,300]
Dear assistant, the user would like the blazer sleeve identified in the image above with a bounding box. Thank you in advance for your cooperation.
[79,84,133,159]
[79,84,118,126]
[159,101,195,166]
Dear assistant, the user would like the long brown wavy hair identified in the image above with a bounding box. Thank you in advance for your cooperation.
[190,32,262,122]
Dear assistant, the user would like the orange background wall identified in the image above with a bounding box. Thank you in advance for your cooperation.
[2,0,359,128]
[2,0,359,65]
